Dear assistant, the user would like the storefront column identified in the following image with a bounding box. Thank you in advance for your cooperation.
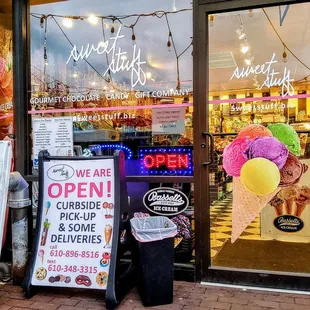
[13,0,30,176]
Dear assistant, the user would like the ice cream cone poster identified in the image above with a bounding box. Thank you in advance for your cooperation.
[30,158,116,290]
[223,123,308,242]
[261,158,310,241]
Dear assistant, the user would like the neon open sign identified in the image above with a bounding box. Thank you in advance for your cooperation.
[139,147,193,175]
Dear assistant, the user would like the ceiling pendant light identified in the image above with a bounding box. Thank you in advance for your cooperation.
[241,43,250,54]
[244,57,254,66]
[236,28,246,40]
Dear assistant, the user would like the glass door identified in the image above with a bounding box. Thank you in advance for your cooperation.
[205,2,310,278]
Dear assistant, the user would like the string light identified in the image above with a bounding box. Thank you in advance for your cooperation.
[90,144,133,159]
[40,16,45,28]
[32,8,192,93]
[146,72,152,79]
[72,73,78,78]
[167,31,172,51]
[63,18,73,28]
[283,46,287,63]
[88,14,99,25]
[131,26,136,45]
[121,55,127,60]
[209,15,214,27]
[111,19,115,33]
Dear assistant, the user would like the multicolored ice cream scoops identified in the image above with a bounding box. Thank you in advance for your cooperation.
[238,124,273,139]
[243,137,289,170]
[223,137,248,177]
[267,123,301,156]
[279,153,308,187]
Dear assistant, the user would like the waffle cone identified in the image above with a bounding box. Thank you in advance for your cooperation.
[295,203,307,218]
[274,203,284,217]
[231,178,279,243]
[285,198,294,215]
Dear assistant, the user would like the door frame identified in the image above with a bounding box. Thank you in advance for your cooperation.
[193,0,310,289]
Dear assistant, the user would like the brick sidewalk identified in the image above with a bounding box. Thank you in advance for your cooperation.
[1,281,310,310]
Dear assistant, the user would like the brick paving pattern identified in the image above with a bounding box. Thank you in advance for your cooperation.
[1,281,310,310]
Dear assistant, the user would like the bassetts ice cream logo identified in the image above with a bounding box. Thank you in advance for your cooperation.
[274,216,304,233]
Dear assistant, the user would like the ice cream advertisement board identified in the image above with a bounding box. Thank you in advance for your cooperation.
[30,158,115,289]
[261,159,310,241]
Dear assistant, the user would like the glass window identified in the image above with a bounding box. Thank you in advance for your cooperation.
[30,0,195,265]
[208,3,310,274]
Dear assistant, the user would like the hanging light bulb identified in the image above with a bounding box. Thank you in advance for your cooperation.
[121,55,127,61]
[249,9,253,17]
[88,14,99,25]
[172,0,177,12]
[72,73,78,78]
[111,19,115,33]
[146,72,152,79]
[209,15,214,27]
[63,18,73,28]
[167,31,172,52]
[241,43,250,54]
[131,28,136,45]
[283,47,287,63]
[44,54,48,66]
[40,16,45,28]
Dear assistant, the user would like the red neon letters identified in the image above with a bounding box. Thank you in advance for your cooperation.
[143,154,189,169]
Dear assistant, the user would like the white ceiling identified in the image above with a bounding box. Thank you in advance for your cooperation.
[209,3,310,93]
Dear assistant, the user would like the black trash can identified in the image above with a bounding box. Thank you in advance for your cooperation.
[130,216,177,307]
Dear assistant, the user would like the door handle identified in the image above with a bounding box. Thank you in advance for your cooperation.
[202,131,214,166]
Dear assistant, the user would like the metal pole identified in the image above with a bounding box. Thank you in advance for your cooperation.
[13,0,30,176]
[9,172,31,285]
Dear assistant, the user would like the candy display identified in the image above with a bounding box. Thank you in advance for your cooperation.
[268,123,301,156]
[279,153,308,187]
[171,215,191,240]
[243,137,289,169]
[238,124,273,139]
[241,158,280,196]
[222,137,248,177]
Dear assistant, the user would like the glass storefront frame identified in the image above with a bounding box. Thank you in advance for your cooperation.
[193,0,310,288]
[10,0,310,287]
[12,0,196,282]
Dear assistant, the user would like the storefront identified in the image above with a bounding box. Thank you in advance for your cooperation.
[3,0,310,290]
